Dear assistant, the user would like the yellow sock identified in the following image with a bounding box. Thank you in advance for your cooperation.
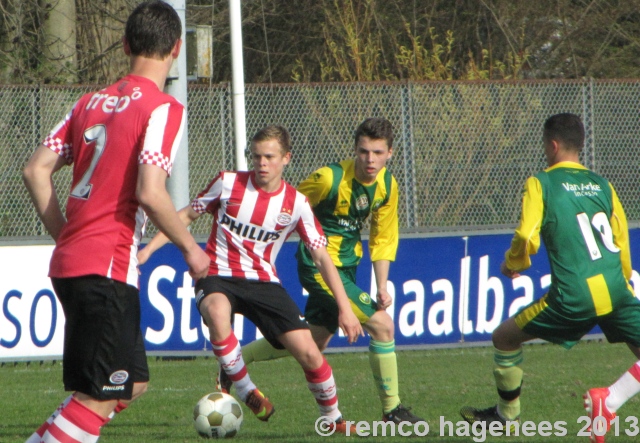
[369,340,400,413]
[493,347,524,420]
[242,338,291,365]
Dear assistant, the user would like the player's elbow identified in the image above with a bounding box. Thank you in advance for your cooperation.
[22,161,46,192]
[22,163,36,188]
[310,250,329,272]
[136,185,163,213]
[311,256,325,271]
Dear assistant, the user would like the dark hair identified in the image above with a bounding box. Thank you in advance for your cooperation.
[251,125,292,154]
[354,117,394,149]
[125,1,182,58]
[543,113,584,151]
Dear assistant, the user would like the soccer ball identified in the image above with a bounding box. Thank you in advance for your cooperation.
[193,392,244,439]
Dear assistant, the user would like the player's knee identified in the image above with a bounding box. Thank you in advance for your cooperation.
[382,315,395,338]
[491,330,505,348]
[203,306,231,334]
[367,312,394,341]
[492,329,518,350]
[131,382,148,401]
[314,338,329,352]
[296,347,323,369]
[200,294,231,323]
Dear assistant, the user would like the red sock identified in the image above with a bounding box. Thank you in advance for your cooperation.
[212,332,255,401]
[304,357,340,421]
[42,398,108,443]
[26,395,73,442]
[114,401,128,414]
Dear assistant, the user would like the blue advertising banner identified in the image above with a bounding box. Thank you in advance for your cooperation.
[3,230,640,360]
[137,229,640,352]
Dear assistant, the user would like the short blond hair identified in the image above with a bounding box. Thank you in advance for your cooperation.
[251,125,291,154]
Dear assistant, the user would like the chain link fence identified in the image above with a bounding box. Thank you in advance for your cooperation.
[2,79,640,241]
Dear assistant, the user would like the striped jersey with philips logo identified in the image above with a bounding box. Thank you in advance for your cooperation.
[297,159,399,269]
[191,171,327,283]
[45,74,185,287]
[506,161,634,317]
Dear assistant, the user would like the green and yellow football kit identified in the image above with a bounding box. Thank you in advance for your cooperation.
[495,161,640,420]
[296,158,399,330]
[508,161,639,347]
[296,158,403,414]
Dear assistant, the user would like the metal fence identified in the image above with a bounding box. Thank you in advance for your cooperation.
[2,79,640,240]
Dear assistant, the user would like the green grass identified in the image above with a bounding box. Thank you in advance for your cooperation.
[2,340,639,442]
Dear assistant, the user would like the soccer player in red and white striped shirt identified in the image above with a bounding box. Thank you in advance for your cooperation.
[139,125,364,432]
[22,3,209,442]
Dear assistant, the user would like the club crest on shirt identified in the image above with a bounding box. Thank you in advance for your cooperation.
[276,212,293,225]
[372,198,384,210]
[356,195,369,210]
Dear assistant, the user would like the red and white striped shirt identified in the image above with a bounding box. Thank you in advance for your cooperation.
[46,74,185,287]
[192,171,327,283]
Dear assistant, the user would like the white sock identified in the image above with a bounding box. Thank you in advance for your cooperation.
[606,361,640,412]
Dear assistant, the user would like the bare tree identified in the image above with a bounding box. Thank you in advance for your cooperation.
[1,0,640,85]
[41,0,77,83]
[75,0,133,84]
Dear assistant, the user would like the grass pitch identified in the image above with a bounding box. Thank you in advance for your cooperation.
[2,340,639,442]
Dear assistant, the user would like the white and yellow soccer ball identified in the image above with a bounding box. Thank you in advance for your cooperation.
[193,392,244,439]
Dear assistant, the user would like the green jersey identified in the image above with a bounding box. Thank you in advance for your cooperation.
[296,159,399,269]
[506,161,633,318]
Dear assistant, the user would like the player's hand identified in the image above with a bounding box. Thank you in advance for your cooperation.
[137,247,150,267]
[376,288,392,311]
[136,247,150,275]
[185,246,210,280]
[500,261,520,279]
[338,310,364,344]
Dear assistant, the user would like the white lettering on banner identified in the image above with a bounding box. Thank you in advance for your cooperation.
[428,279,454,336]
[9,233,640,360]
[458,256,473,334]
[145,265,175,344]
[233,314,244,340]
[31,290,57,346]
[0,245,65,359]
[476,255,504,334]
[398,280,425,337]
[145,267,248,345]
[254,319,263,340]
[631,271,640,299]
[509,275,534,317]
[541,274,551,291]
[177,272,197,344]
[200,318,209,341]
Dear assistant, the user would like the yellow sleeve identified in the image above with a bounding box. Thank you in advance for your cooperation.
[610,184,632,281]
[369,176,399,262]
[297,166,333,207]
[505,176,544,272]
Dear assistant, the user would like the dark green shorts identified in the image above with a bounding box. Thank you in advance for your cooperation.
[515,293,640,349]
[298,262,377,333]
